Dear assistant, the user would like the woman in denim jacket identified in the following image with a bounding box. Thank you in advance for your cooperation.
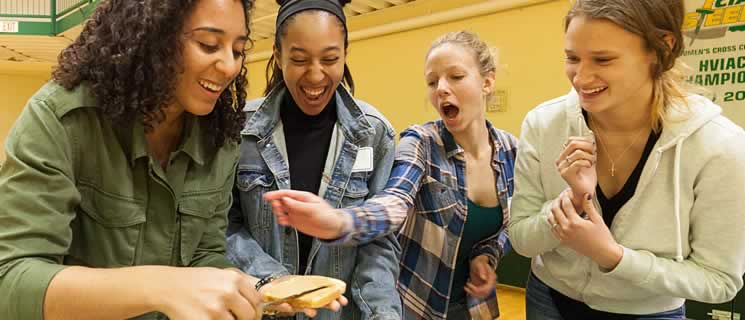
[225,0,402,319]
[265,31,518,320]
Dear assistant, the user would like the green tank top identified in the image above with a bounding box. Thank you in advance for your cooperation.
[450,199,503,303]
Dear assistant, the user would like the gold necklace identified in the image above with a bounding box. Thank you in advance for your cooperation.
[590,117,648,177]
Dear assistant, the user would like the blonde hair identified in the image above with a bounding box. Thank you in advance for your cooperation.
[427,31,499,101]
[566,0,690,131]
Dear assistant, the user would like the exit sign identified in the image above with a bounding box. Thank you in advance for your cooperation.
[0,21,19,33]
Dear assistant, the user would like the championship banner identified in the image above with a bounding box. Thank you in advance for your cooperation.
[681,0,745,126]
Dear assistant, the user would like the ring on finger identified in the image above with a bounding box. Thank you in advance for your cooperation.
[551,223,559,229]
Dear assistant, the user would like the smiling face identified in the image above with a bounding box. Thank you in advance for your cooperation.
[275,12,346,116]
[173,0,248,116]
[564,16,656,115]
[425,43,494,134]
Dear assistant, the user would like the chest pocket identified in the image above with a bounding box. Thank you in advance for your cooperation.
[341,172,369,207]
[70,184,146,267]
[235,169,275,232]
[415,176,459,227]
[178,191,226,265]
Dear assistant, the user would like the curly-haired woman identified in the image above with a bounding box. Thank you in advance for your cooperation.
[0,0,278,319]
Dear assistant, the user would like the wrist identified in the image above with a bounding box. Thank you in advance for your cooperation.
[597,243,624,271]
[254,274,279,293]
[335,210,353,238]
[570,190,587,212]
[226,268,259,288]
[139,266,174,314]
[473,255,490,264]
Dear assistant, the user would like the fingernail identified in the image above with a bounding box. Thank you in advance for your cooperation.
[586,194,592,201]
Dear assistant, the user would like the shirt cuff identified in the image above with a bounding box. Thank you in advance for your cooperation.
[600,246,653,285]
[5,260,68,320]
[322,209,361,245]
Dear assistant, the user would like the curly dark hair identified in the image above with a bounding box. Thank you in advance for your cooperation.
[52,0,254,148]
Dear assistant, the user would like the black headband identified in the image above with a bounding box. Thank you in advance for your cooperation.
[275,0,347,40]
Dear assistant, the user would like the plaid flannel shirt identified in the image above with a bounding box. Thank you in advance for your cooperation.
[337,120,517,319]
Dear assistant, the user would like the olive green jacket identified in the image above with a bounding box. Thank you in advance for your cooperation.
[0,82,238,319]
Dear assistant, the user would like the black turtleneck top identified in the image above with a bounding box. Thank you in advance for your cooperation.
[280,92,337,274]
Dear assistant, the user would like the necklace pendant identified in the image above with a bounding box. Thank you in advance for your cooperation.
[611,164,616,177]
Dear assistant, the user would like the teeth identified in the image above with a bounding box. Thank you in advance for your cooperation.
[199,80,222,92]
[581,87,607,94]
[303,87,324,97]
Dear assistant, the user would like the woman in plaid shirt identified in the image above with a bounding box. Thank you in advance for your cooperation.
[264,31,518,320]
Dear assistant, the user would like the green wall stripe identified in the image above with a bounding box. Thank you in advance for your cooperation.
[0,21,52,35]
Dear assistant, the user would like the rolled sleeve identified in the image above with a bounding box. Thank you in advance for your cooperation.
[0,98,80,319]
[0,259,68,320]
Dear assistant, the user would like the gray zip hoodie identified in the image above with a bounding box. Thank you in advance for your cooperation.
[509,90,745,314]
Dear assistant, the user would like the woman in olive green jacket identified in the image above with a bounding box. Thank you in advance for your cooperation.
[0,1,272,319]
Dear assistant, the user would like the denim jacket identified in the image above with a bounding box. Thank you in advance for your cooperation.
[226,85,402,320]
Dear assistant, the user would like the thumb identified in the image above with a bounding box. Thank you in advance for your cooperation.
[583,193,601,223]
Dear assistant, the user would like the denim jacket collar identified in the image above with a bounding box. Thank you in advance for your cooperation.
[241,85,375,143]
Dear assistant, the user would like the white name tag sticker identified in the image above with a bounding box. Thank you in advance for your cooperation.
[352,147,374,172]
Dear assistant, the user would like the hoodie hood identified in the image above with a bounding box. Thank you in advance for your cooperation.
[564,89,722,144]
[564,90,722,262]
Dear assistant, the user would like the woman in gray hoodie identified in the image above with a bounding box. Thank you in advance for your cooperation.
[509,0,745,319]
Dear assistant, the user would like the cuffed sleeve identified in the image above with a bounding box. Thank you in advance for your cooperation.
[471,233,511,273]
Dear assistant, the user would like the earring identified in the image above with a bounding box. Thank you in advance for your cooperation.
[230,81,238,112]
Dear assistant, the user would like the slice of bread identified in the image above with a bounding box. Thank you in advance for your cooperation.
[261,275,346,309]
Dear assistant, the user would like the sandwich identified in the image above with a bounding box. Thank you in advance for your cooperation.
[261,275,346,309]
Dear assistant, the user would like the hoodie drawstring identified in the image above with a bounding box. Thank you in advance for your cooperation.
[578,112,686,261]
[673,138,684,262]
[656,136,686,262]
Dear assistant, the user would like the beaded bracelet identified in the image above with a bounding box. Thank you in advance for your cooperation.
[255,275,280,291]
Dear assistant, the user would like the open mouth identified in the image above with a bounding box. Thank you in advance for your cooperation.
[441,102,460,119]
[199,79,223,93]
[580,86,608,96]
[301,86,327,101]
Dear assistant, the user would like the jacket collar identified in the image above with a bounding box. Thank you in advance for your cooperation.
[438,119,507,165]
[122,114,208,167]
[563,89,722,149]
[242,84,375,143]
